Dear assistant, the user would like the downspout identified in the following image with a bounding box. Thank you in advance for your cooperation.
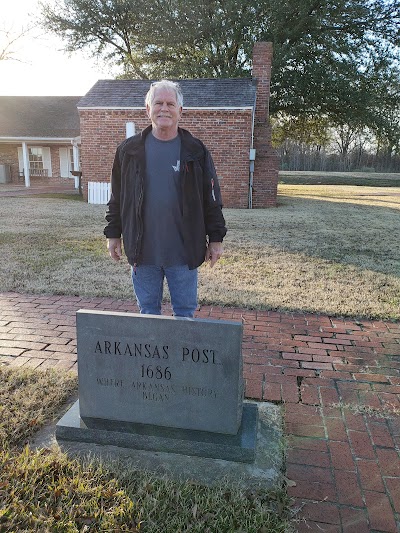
[126,122,135,138]
[249,149,256,209]
[248,91,257,208]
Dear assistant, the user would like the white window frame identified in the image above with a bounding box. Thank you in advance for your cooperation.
[18,146,52,177]
[28,147,44,171]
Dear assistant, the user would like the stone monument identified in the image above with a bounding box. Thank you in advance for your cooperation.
[56,310,258,463]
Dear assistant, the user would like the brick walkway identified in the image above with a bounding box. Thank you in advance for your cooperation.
[0,291,399,532]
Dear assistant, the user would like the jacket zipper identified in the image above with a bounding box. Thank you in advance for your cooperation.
[133,166,144,273]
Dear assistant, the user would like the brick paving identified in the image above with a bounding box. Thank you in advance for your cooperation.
[0,291,399,532]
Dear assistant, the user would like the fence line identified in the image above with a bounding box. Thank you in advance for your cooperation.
[88,182,111,205]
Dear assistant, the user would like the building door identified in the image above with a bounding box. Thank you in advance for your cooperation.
[59,147,74,178]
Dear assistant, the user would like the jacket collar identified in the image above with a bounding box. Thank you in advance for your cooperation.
[124,125,204,161]
[123,125,151,156]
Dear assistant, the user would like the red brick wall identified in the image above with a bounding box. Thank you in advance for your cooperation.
[79,108,252,208]
[50,146,62,178]
[252,42,279,207]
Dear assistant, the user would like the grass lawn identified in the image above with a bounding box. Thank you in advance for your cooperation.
[0,367,291,532]
[279,170,400,187]
[0,183,399,319]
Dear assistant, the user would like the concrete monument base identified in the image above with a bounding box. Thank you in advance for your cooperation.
[56,400,258,463]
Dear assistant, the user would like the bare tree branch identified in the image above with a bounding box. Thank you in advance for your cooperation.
[0,25,36,62]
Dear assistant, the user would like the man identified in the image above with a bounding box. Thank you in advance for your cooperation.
[104,80,227,317]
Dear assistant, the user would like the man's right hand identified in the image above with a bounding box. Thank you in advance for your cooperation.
[107,238,122,261]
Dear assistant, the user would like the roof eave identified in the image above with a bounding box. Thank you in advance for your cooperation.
[0,136,81,144]
[77,105,254,110]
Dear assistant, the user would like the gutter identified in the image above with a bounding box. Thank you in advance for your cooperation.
[0,136,80,144]
[248,88,257,209]
[77,106,253,111]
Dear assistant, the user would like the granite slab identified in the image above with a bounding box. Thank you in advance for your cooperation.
[76,310,244,434]
[56,400,258,463]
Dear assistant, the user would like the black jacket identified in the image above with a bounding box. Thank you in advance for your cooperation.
[104,125,227,269]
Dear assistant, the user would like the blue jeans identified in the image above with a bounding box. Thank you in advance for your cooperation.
[131,264,198,317]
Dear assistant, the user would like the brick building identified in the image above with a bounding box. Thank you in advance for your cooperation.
[0,43,277,207]
[78,42,278,208]
[0,96,81,188]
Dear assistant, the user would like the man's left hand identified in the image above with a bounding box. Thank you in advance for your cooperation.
[205,242,223,267]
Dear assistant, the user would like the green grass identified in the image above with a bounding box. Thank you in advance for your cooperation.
[31,192,84,201]
[279,170,400,187]
[0,367,292,533]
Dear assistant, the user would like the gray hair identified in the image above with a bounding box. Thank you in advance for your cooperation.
[145,80,183,108]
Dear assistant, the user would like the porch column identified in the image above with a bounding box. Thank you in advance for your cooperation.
[72,143,80,189]
[22,142,30,187]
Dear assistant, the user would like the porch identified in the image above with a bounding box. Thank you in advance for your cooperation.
[0,179,79,197]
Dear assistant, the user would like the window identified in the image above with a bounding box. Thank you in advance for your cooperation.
[29,147,44,171]
[69,147,75,172]
[18,146,52,177]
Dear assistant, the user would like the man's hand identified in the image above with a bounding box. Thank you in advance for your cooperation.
[205,242,223,267]
[107,238,122,261]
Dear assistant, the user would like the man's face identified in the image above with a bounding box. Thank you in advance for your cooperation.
[146,87,182,134]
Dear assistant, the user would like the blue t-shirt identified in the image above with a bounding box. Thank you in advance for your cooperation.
[141,133,187,267]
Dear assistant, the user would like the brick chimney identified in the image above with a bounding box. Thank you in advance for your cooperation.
[251,42,279,208]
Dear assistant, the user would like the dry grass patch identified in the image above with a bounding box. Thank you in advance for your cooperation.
[0,367,292,533]
[330,401,400,420]
[0,198,131,299]
[0,446,291,533]
[199,185,400,319]
[0,366,77,449]
[281,183,400,208]
[279,171,400,187]
[0,188,399,319]
[0,447,139,532]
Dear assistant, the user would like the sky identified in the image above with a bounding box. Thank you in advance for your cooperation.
[0,0,112,96]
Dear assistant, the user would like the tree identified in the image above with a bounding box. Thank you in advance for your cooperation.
[0,25,34,62]
[272,113,333,170]
[367,58,400,165]
[39,0,400,119]
[272,114,331,148]
[39,0,151,77]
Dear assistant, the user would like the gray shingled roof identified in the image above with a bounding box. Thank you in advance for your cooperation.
[78,79,256,108]
[0,96,81,138]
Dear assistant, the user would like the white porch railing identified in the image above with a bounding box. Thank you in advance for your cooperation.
[88,182,111,204]
[19,168,49,179]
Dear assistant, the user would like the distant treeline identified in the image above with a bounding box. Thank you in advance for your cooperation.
[277,141,400,173]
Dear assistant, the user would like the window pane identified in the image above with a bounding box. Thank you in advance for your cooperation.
[28,147,43,170]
